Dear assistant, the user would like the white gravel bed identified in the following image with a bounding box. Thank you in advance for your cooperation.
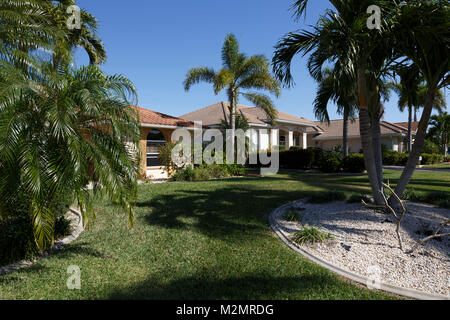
[274,200,450,297]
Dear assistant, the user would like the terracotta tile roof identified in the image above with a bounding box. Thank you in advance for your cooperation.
[311,118,410,140]
[180,101,316,127]
[134,106,194,128]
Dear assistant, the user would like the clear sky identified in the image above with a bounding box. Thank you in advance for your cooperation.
[74,0,448,123]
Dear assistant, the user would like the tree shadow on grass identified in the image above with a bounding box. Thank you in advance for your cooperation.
[107,270,386,300]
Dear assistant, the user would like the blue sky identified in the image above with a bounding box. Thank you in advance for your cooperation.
[74,0,448,123]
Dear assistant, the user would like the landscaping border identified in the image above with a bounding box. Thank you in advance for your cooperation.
[269,202,449,300]
[0,208,84,276]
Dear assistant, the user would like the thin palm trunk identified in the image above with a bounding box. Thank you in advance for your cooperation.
[343,107,349,157]
[371,104,383,189]
[357,65,384,205]
[407,105,413,152]
[394,91,435,198]
[229,92,236,162]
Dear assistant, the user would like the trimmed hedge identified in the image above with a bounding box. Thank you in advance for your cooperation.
[343,154,366,173]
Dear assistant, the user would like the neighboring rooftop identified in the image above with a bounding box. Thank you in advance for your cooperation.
[180,102,316,127]
[394,121,420,133]
[310,119,413,140]
[134,106,194,128]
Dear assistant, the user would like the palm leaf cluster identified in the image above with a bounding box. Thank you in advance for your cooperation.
[184,34,280,127]
[272,0,449,203]
[0,1,139,251]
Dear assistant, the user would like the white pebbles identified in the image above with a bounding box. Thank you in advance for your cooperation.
[274,200,450,296]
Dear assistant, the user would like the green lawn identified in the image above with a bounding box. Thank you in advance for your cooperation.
[1,169,449,300]
[422,162,450,169]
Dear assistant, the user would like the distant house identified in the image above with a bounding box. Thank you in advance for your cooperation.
[134,106,194,179]
[308,119,419,153]
[180,101,317,151]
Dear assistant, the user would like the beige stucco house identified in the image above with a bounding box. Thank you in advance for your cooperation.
[180,102,317,151]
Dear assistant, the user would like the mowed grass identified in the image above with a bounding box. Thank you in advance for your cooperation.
[1,169,449,300]
[422,163,450,169]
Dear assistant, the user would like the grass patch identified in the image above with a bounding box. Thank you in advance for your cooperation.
[292,226,333,245]
[403,188,450,208]
[307,190,347,204]
[2,169,446,299]
[347,194,372,204]
[283,210,302,222]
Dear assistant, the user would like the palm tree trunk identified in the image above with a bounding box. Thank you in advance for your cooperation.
[407,105,413,153]
[393,90,435,199]
[343,107,349,157]
[229,92,236,163]
[357,65,384,205]
[371,103,383,190]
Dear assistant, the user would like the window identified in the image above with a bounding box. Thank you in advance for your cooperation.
[279,135,286,146]
[146,130,166,167]
[295,135,300,146]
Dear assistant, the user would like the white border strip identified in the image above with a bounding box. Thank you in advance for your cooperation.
[269,203,449,300]
[0,208,84,276]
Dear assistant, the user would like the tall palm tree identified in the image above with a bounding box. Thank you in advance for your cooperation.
[392,65,422,152]
[428,112,450,157]
[184,34,280,157]
[393,66,447,153]
[273,0,449,203]
[0,0,58,71]
[273,0,397,204]
[391,0,449,198]
[41,0,107,67]
[0,61,140,250]
[314,68,357,157]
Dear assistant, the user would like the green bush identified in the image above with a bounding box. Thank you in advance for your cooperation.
[422,139,440,154]
[171,164,246,182]
[307,191,347,204]
[319,153,342,173]
[343,154,365,173]
[292,226,333,245]
[283,210,301,222]
[0,185,73,266]
[421,153,443,165]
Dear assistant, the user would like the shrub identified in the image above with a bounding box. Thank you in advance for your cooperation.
[292,226,333,245]
[170,164,245,182]
[421,153,443,165]
[422,139,440,154]
[319,153,342,173]
[307,191,347,204]
[343,154,365,173]
[383,150,400,165]
[0,185,73,266]
[283,210,301,222]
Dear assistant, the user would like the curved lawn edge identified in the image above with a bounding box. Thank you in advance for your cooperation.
[0,208,84,276]
[269,202,449,301]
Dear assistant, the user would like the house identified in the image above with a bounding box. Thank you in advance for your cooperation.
[180,101,317,151]
[308,119,419,153]
[134,106,195,179]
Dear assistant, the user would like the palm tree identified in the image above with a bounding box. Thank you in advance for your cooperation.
[273,0,397,204]
[392,65,422,152]
[184,34,280,157]
[0,0,58,71]
[393,66,447,153]
[273,0,449,203]
[41,0,107,67]
[0,61,140,250]
[428,112,450,157]
[314,68,357,157]
[391,0,449,198]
